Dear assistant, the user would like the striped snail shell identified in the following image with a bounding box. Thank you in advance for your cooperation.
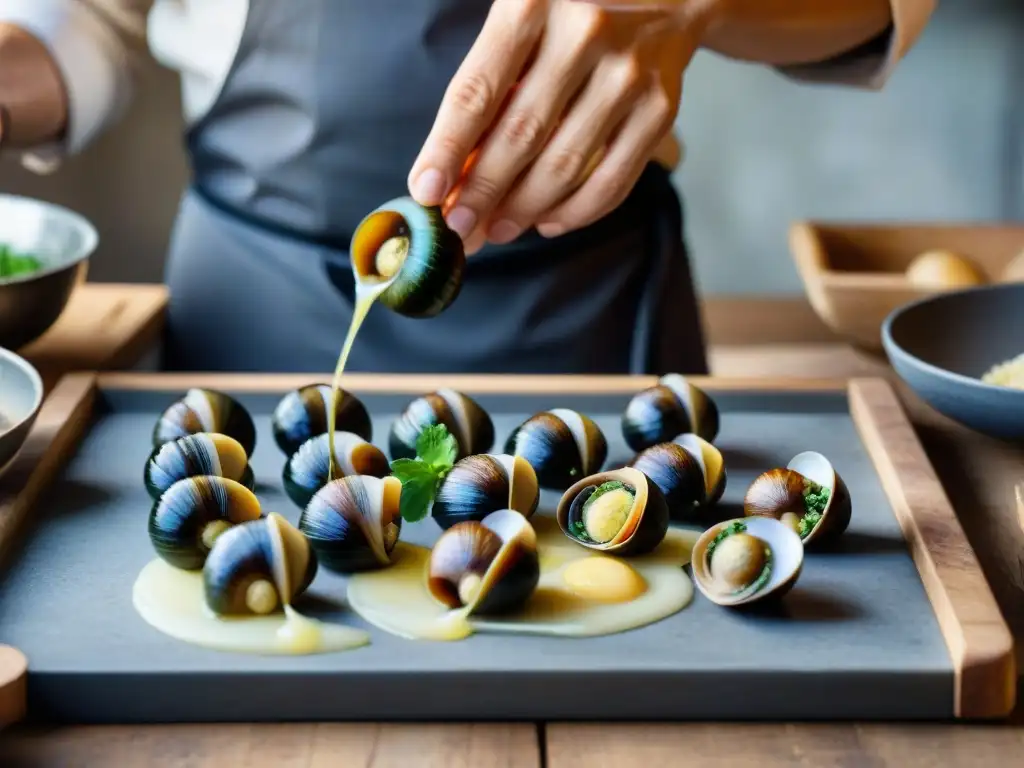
[621,374,719,453]
[203,513,318,617]
[627,433,726,521]
[504,408,608,491]
[153,388,257,458]
[389,389,494,461]
[351,196,465,318]
[143,432,254,501]
[147,475,263,570]
[298,475,402,573]
[431,453,540,530]
[271,383,372,457]
[282,431,390,510]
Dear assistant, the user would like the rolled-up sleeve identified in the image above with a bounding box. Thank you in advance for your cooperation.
[777,0,936,90]
[0,0,150,169]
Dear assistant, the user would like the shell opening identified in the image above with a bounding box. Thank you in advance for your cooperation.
[706,523,772,597]
[245,579,279,615]
[578,481,636,544]
[464,509,537,613]
[201,520,233,551]
[458,573,484,605]
[351,210,410,284]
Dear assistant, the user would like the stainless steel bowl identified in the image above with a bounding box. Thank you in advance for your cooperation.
[0,194,98,350]
[0,346,44,478]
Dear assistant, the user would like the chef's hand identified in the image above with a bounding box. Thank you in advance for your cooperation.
[408,0,720,254]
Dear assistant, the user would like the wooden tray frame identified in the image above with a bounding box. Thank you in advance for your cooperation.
[0,371,1015,726]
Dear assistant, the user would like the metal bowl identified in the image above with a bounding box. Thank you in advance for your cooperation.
[0,194,98,350]
[0,346,44,478]
[882,283,1024,442]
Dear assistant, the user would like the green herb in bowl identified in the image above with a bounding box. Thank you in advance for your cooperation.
[0,245,43,279]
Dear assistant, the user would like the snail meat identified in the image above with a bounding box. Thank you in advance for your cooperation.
[143,432,254,501]
[204,512,317,616]
[505,408,608,491]
[691,517,803,607]
[351,196,465,317]
[282,431,390,510]
[389,389,494,461]
[298,475,402,573]
[427,508,540,616]
[621,374,719,453]
[148,475,263,570]
[153,388,257,458]
[431,453,540,530]
[271,383,372,457]
[628,432,726,520]
[743,451,851,545]
[556,466,670,556]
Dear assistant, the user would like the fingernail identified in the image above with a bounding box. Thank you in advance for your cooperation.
[537,223,565,238]
[446,206,477,239]
[487,219,522,244]
[413,168,447,205]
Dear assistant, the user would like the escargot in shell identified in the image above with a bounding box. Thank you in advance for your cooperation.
[153,388,257,458]
[282,431,390,510]
[148,475,263,570]
[298,475,402,573]
[691,517,803,607]
[203,512,317,617]
[431,453,540,530]
[505,408,608,491]
[621,374,719,453]
[743,451,851,545]
[271,383,372,457]
[143,432,254,501]
[389,389,495,461]
[555,466,670,556]
[351,196,465,317]
[427,508,540,616]
[627,433,726,520]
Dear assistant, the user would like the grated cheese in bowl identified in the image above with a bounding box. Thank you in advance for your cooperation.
[981,353,1024,390]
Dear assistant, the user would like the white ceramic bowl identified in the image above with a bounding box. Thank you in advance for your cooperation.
[0,347,44,477]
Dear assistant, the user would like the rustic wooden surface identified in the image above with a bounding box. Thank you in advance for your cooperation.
[4,302,1024,765]
[17,283,167,389]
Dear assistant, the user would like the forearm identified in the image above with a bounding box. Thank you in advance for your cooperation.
[0,23,67,147]
[701,0,895,66]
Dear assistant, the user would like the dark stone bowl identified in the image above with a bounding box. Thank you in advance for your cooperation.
[882,283,1024,443]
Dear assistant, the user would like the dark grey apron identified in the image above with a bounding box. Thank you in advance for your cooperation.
[162,0,709,375]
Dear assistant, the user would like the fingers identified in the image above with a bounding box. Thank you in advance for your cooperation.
[444,0,612,248]
[535,82,677,237]
[408,0,548,208]
[486,52,647,240]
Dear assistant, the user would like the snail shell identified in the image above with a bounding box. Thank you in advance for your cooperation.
[153,388,257,458]
[691,517,803,607]
[431,453,540,530]
[282,431,390,510]
[621,374,719,453]
[148,476,263,570]
[427,508,540,616]
[351,196,465,318]
[555,466,670,556]
[628,433,726,520]
[271,383,372,457]
[203,512,318,617]
[143,432,255,501]
[298,475,402,573]
[743,451,851,546]
[389,389,494,461]
[505,408,608,491]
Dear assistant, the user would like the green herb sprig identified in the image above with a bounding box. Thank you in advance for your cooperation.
[0,245,42,279]
[388,424,458,523]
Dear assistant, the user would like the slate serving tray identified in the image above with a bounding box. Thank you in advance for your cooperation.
[0,373,1014,724]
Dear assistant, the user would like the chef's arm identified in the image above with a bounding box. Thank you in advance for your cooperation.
[703,0,936,89]
[0,0,152,169]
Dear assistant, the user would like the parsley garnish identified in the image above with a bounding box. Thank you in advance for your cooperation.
[798,482,830,538]
[389,424,458,523]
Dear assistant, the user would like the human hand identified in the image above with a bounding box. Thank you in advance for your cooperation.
[408,0,721,254]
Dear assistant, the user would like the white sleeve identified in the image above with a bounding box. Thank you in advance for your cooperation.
[776,0,936,90]
[0,0,152,170]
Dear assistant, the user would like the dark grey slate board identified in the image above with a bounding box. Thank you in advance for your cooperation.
[0,387,953,723]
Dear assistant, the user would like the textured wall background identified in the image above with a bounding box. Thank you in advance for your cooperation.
[0,0,1020,295]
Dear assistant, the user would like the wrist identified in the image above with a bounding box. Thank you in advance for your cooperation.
[0,23,68,148]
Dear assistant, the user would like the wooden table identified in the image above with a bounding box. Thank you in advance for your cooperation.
[3,321,1024,766]
[18,282,168,390]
